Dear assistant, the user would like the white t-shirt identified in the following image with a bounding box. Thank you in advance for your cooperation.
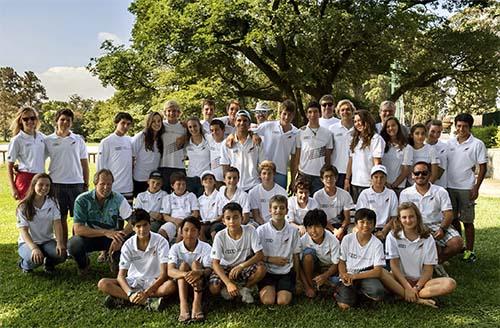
[350,134,386,187]
[119,232,169,280]
[319,117,340,129]
[313,188,354,224]
[385,231,438,281]
[211,225,263,267]
[296,125,334,176]
[300,230,340,266]
[257,221,300,274]
[97,133,133,194]
[186,138,210,177]
[160,192,199,218]
[198,190,219,223]
[383,144,412,188]
[207,135,224,181]
[248,183,288,223]
[253,121,298,175]
[134,190,168,213]
[399,184,452,225]
[17,197,60,244]
[216,186,250,215]
[7,130,46,173]
[168,240,212,268]
[45,132,88,184]
[160,121,186,169]
[356,187,398,228]
[429,140,448,188]
[329,123,353,174]
[131,131,161,182]
[287,196,318,225]
[220,134,264,191]
[340,233,386,274]
[446,135,487,190]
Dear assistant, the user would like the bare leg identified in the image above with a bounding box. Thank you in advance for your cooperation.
[191,261,204,316]
[439,237,464,262]
[301,255,316,298]
[463,223,475,251]
[97,278,128,300]
[177,262,190,318]
[379,270,437,308]
[276,290,293,305]
[419,278,456,298]
[259,285,276,305]
[245,264,266,288]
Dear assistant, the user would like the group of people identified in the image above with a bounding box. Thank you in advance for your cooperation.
[8,96,487,322]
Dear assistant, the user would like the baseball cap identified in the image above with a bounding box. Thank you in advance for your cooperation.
[236,109,251,120]
[370,164,387,176]
[253,102,271,113]
[201,170,216,180]
[149,170,163,179]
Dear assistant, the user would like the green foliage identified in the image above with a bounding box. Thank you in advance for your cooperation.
[472,125,499,148]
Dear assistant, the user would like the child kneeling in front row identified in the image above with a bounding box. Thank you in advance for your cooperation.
[257,195,301,305]
[300,208,340,298]
[336,208,387,310]
[209,202,266,304]
[168,216,212,323]
[379,202,456,308]
[97,209,176,310]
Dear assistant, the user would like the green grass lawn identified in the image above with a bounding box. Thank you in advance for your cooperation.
[0,164,499,327]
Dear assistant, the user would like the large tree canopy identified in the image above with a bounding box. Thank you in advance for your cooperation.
[89,0,499,121]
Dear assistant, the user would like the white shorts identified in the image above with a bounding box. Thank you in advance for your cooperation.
[159,222,177,242]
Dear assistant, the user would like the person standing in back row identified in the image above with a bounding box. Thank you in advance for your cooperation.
[45,108,89,246]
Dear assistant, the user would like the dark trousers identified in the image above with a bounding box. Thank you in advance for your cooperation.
[68,235,120,269]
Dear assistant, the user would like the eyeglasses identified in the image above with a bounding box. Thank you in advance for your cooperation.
[321,103,333,107]
[22,116,37,122]
[413,171,429,177]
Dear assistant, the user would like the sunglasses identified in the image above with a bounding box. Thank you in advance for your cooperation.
[22,116,37,122]
[413,171,429,177]
[321,103,333,107]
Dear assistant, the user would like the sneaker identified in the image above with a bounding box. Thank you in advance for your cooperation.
[239,287,254,304]
[43,257,55,274]
[434,264,449,277]
[463,250,477,263]
[18,259,32,274]
[104,295,125,309]
[220,287,232,300]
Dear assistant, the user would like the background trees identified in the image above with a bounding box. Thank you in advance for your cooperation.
[89,0,499,124]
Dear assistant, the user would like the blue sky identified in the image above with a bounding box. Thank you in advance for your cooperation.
[0,0,134,100]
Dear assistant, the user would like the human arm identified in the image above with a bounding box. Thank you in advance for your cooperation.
[334,209,351,239]
[345,157,352,192]
[229,250,264,281]
[434,210,453,240]
[429,163,439,183]
[389,258,418,302]
[471,163,486,200]
[7,162,19,200]
[290,148,300,187]
[19,227,44,264]
[390,165,410,189]
[53,219,67,255]
[313,262,338,288]
[324,148,332,166]
[213,259,239,297]
[251,209,264,226]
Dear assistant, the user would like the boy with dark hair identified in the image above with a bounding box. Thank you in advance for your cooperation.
[97,111,134,203]
[446,113,487,262]
[300,209,341,298]
[209,202,266,304]
[257,195,300,305]
[134,171,168,233]
[313,164,353,238]
[287,178,319,236]
[208,119,226,182]
[97,209,176,310]
[336,208,386,310]
[159,172,199,242]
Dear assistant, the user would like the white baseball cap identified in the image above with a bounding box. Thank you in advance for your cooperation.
[370,164,387,176]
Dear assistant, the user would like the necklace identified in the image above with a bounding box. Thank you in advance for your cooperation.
[308,126,319,137]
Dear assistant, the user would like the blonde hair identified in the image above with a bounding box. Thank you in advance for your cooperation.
[10,107,40,136]
[393,202,431,239]
[259,160,276,174]
[163,100,180,112]
[335,99,356,116]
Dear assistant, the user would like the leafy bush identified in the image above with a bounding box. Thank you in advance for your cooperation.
[472,125,498,148]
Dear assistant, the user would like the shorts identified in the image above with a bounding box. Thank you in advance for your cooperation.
[14,171,36,200]
[125,277,156,291]
[447,188,475,223]
[209,263,260,286]
[335,278,386,306]
[350,185,369,204]
[53,183,84,218]
[302,247,339,286]
[159,222,177,243]
[426,223,462,247]
[258,271,296,292]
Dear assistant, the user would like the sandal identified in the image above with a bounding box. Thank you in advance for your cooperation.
[192,312,205,322]
[178,313,191,323]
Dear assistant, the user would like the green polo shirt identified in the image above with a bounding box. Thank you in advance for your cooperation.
[73,190,132,230]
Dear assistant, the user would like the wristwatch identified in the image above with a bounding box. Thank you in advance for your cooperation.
[127,290,134,297]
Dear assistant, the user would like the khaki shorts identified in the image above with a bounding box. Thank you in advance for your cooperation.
[447,188,475,223]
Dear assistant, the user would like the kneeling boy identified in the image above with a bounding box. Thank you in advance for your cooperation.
[209,202,266,303]
[257,195,301,305]
[300,209,341,298]
[97,209,176,309]
[336,208,386,310]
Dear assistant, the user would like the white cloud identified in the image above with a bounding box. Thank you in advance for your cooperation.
[97,32,123,45]
[38,66,115,101]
